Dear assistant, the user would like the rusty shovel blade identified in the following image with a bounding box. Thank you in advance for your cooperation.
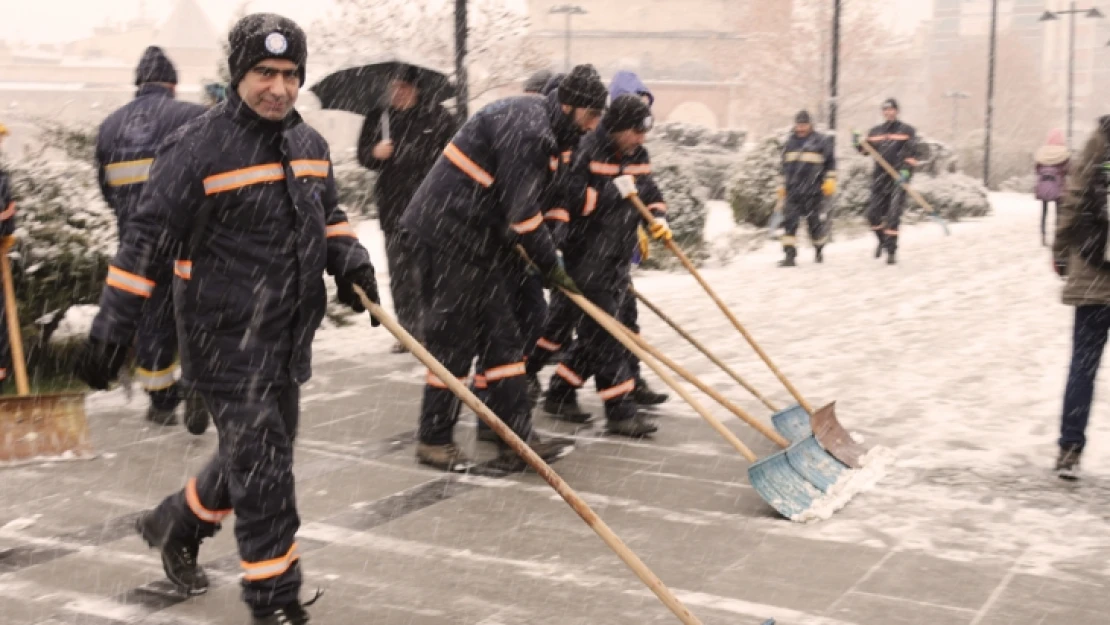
[0,392,92,463]
[771,402,868,470]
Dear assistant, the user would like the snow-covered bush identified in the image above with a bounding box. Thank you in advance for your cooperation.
[638,157,708,269]
[913,173,992,220]
[649,121,744,201]
[726,131,785,227]
[999,174,1036,194]
[332,158,377,217]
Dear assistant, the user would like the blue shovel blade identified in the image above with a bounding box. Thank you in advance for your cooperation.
[748,450,824,519]
[785,436,849,493]
[771,404,812,443]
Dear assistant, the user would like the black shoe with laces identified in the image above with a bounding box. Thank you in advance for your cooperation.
[543,393,593,423]
[632,379,669,406]
[1056,445,1082,480]
[134,510,208,595]
[251,590,323,624]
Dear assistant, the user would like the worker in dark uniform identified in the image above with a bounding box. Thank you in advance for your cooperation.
[402,64,608,471]
[95,45,208,431]
[855,97,918,264]
[526,95,665,436]
[75,14,380,624]
[0,123,13,393]
[777,110,836,266]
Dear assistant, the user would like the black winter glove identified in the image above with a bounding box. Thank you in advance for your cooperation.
[337,265,381,327]
[545,258,581,295]
[74,337,129,391]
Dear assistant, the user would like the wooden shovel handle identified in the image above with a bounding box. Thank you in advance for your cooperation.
[352,287,704,625]
[858,139,936,214]
[559,287,759,463]
[630,285,780,413]
[0,239,30,396]
[627,193,815,415]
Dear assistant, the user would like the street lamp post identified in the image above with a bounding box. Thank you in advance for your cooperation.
[942,90,970,140]
[829,0,841,130]
[455,0,468,121]
[550,4,587,72]
[1040,3,1105,150]
[985,0,997,187]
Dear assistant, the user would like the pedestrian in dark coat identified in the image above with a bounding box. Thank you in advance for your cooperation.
[357,68,457,351]
[74,14,380,624]
[1036,128,1069,246]
[95,45,208,430]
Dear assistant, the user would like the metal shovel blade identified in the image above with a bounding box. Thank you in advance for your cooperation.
[771,404,812,443]
[0,392,91,463]
[811,402,868,470]
[748,450,823,519]
[785,436,849,492]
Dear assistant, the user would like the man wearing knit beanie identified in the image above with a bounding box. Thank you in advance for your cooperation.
[94,46,206,431]
[400,63,607,472]
[77,13,380,625]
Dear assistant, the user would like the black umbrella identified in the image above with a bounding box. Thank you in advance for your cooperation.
[308,55,455,117]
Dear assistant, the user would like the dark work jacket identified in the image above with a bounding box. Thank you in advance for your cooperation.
[91,91,373,395]
[400,91,576,275]
[781,130,836,196]
[356,103,457,233]
[559,124,666,289]
[0,169,13,237]
[859,120,917,175]
[95,84,206,231]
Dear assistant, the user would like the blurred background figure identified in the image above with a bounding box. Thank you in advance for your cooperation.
[1035,129,1069,247]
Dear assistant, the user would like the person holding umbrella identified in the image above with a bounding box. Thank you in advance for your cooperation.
[357,65,458,353]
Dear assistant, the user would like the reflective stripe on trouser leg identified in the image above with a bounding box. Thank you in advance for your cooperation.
[136,281,181,407]
[578,286,638,422]
[525,290,579,375]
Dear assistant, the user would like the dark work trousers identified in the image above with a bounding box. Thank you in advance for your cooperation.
[1060,305,1110,451]
[1042,200,1056,246]
[135,281,182,411]
[544,282,638,424]
[617,285,644,386]
[867,175,906,253]
[525,289,577,376]
[417,243,533,446]
[782,192,828,250]
[384,229,424,341]
[0,288,9,390]
[152,386,302,616]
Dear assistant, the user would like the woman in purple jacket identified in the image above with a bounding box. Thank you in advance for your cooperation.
[1035,129,1069,246]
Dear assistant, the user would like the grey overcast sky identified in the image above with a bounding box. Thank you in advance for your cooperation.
[0,0,932,46]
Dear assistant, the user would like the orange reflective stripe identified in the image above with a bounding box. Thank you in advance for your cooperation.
[555,363,584,387]
[186,477,231,524]
[0,368,7,380]
[598,378,635,401]
[536,337,562,351]
[174,260,193,280]
[544,209,570,223]
[867,134,888,142]
[511,213,544,234]
[290,159,330,178]
[870,225,884,231]
[623,163,651,175]
[888,134,910,141]
[425,370,467,389]
[486,362,526,381]
[583,187,598,216]
[326,221,357,238]
[242,542,299,581]
[0,202,14,220]
[549,156,559,171]
[443,143,494,188]
[647,202,667,214]
[562,150,573,164]
[589,161,620,176]
[474,375,488,390]
[104,158,154,186]
[106,266,154,298]
[884,229,899,236]
[203,163,285,195]
[136,363,178,391]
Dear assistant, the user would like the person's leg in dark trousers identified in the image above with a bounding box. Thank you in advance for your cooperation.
[534,293,590,421]
[383,229,423,347]
[135,281,182,424]
[138,386,303,616]
[526,290,579,375]
[1042,200,1053,246]
[0,288,9,393]
[617,281,668,405]
[779,195,802,266]
[805,195,829,262]
[867,175,894,258]
[1059,305,1110,475]
[883,184,906,262]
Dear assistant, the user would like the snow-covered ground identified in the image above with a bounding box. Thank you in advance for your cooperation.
[316,192,1110,581]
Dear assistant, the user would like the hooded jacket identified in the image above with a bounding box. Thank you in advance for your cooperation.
[1055,117,1110,306]
[91,90,372,394]
[1034,144,1070,202]
[608,71,654,107]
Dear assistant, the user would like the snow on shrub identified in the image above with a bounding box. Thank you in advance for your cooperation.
[638,152,709,269]
[332,158,377,217]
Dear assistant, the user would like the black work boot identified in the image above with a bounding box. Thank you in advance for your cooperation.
[488,433,575,472]
[135,510,208,596]
[632,378,669,406]
[251,591,322,624]
[886,250,897,265]
[606,413,659,438]
[543,393,593,423]
[778,246,797,267]
[1055,444,1082,481]
[874,231,886,259]
[415,442,474,472]
[815,246,824,264]
[145,405,178,426]
[183,394,210,436]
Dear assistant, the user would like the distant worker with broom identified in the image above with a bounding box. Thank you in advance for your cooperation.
[0,122,13,394]
[854,97,918,265]
[777,110,835,267]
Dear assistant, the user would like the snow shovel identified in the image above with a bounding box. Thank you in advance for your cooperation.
[554,284,838,519]
[631,285,867,469]
[0,238,91,463]
[350,286,705,625]
[857,138,950,235]
[609,306,851,495]
[628,193,867,470]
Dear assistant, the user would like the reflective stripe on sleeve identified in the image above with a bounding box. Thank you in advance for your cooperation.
[104,158,154,187]
[203,163,285,195]
[583,187,598,216]
[290,159,330,178]
[443,143,494,187]
[326,222,357,238]
[106,266,154,298]
[544,209,570,223]
[174,260,192,280]
[510,213,543,234]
